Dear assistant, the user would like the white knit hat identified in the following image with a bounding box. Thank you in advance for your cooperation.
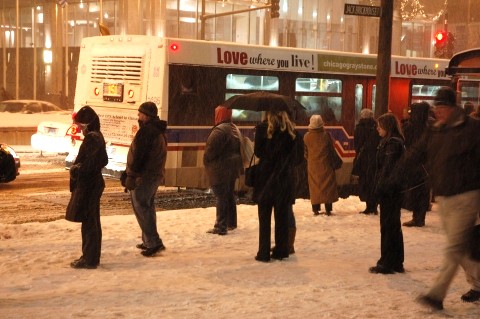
[308,115,324,129]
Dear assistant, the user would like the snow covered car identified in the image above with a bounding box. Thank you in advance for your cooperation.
[0,99,64,114]
[0,100,75,154]
[0,143,20,183]
[31,120,76,154]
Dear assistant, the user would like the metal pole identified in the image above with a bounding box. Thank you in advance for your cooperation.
[201,0,205,40]
[32,5,37,100]
[374,0,393,117]
[65,4,68,108]
[15,0,19,99]
[2,4,7,89]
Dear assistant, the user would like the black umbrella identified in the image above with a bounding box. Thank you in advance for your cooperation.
[223,92,305,114]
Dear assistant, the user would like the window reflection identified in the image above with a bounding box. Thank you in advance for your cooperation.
[226,74,279,91]
[295,77,342,125]
[226,74,279,123]
[296,78,342,93]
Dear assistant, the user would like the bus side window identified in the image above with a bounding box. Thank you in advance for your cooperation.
[295,77,342,125]
[181,69,196,94]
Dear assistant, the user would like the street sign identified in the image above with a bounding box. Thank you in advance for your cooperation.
[344,4,381,17]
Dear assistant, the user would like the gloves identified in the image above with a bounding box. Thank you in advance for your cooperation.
[70,164,81,180]
[125,176,136,190]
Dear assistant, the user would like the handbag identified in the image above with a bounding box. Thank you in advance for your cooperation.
[65,186,87,222]
[328,135,342,170]
[244,153,257,187]
[471,223,480,261]
[234,125,254,168]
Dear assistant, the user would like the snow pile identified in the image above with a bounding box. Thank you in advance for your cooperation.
[1,197,479,318]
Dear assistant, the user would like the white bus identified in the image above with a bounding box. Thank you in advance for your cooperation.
[68,35,450,196]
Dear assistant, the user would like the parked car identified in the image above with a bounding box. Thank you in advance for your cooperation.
[31,120,77,154]
[0,143,20,183]
[0,99,65,114]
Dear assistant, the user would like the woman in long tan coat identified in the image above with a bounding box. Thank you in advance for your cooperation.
[304,115,339,216]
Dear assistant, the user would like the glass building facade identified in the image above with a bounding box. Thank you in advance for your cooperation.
[1,0,479,107]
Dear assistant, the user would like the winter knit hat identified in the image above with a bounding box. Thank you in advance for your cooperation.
[138,102,158,117]
[308,115,324,129]
[434,87,457,107]
[215,105,232,125]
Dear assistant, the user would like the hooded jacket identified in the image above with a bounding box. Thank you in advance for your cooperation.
[126,117,167,184]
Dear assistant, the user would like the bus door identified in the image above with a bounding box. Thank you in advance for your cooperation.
[343,77,375,129]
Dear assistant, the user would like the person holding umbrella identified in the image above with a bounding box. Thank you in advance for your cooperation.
[252,110,304,262]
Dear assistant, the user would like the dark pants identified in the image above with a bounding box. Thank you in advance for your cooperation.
[378,194,404,269]
[257,197,289,259]
[212,178,237,231]
[131,179,163,249]
[81,187,103,266]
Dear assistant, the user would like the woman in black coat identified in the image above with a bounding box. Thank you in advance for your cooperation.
[401,102,430,227]
[66,106,108,269]
[253,111,303,262]
[353,109,380,214]
[369,113,405,274]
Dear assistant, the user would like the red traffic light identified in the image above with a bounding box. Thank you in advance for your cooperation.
[434,31,446,44]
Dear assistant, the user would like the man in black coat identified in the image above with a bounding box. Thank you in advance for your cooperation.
[124,102,168,257]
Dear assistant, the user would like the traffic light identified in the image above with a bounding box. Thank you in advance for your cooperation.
[270,0,280,19]
[434,31,455,59]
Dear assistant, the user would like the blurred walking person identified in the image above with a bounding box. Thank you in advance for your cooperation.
[204,105,243,235]
[66,106,108,269]
[369,113,405,274]
[304,115,339,216]
[405,87,480,310]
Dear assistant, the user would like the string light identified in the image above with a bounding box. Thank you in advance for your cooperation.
[401,0,448,21]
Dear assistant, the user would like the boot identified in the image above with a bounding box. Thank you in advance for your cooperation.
[289,227,296,254]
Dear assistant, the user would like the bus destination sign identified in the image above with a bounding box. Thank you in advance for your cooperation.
[344,4,381,17]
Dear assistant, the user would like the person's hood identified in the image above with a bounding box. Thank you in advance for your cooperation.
[149,117,167,133]
[409,102,429,125]
[215,106,232,125]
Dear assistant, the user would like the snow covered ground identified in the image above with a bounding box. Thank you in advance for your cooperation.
[1,195,480,318]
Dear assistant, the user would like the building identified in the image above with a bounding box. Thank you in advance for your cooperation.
[1,0,479,107]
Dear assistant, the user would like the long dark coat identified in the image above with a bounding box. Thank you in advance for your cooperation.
[401,103,430,212]
[252,122,303,204]
[66,131,108,222]
[203,122,243,187]
[353,117,380,202]
[374,135,405,270]
[304,128,339,205]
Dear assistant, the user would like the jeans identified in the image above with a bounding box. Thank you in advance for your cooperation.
[211,178,237,231]
[130,179,163,249]
[427,189,480,300]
